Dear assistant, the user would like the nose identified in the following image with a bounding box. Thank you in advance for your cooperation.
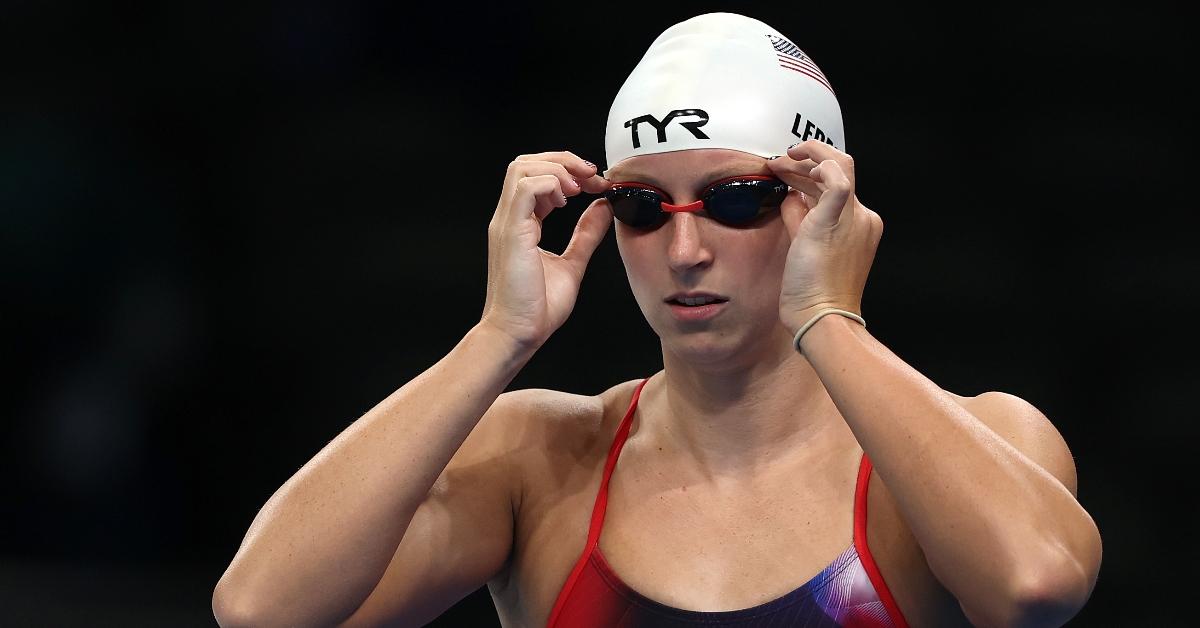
[665,209,713,273]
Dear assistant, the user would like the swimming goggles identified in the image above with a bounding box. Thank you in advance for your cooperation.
[603,175,788,230]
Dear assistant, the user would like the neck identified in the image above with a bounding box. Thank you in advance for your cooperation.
[643,325,851,480]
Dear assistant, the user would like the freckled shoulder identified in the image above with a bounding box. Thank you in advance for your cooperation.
[520,377,640,428]
[503,379,649,481]
[493,378,652,625]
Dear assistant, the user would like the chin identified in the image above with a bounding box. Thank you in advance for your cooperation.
[658,327,763,372]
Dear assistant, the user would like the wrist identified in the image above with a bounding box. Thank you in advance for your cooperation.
[469,321,542,366]
[789,308,866,354]
[784,302,850,335]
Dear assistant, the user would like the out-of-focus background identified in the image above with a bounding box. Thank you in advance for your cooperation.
[3,1,1194,625]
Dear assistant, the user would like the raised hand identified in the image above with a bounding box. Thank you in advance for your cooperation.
[765,140,884,335]
[480,151,613,351]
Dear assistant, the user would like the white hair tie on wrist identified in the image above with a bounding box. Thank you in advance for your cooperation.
[792,308,866,353]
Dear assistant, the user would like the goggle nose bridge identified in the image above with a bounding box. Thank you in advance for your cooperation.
[661,200,704,213]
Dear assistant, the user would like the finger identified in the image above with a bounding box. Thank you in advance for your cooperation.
[778,188,814,239]
[508,174,567,228]
[507,159,583,202]
[864,206,884,248]
[785,140,854,179]
[766,155,822,199]
[579,171,612,195]
[495,160,550,229]
[560,198,614,279]
[514,151,606,190]
[806,159,853,229]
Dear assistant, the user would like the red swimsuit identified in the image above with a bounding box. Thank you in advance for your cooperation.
[547,377,910,627]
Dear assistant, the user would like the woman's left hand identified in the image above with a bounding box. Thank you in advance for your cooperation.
[765,140,884,336]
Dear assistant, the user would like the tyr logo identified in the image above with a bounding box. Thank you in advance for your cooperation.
[623,109,710,149]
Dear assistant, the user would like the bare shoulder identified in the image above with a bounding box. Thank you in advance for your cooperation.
[948,388,1078,498]
[485,378,648,461]
[482,378,650,545]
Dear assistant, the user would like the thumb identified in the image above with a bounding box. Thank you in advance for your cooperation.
[560,198,613,278]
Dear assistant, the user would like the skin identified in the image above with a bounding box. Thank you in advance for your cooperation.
[212,145,1101,628]
[611,148,846,475]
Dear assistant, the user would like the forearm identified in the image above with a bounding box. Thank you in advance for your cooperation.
[213,322,535,625]
[798,315,1095,625]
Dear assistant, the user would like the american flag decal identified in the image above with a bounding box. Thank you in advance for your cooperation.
[765,34,835,95]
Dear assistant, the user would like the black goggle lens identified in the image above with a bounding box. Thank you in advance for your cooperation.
[609,188,668,229]
[604,178,787,230]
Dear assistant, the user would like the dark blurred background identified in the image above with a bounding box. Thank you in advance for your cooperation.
[2,1,1194,625]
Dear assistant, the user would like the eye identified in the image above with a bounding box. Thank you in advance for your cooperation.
[606,187,669,229]
[703,179,786,227]
[612,181,672,203]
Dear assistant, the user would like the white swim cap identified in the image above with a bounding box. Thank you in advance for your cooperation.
[603,12,844,178]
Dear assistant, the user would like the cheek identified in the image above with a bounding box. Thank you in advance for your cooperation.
[738,228,791,304]
[742,225,791,270]
[766,228,792,272]
[615,229,657,300]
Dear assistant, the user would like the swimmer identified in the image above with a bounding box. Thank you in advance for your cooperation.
[213,12,1101,627]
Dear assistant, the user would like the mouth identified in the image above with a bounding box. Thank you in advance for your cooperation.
[663,293,730,307]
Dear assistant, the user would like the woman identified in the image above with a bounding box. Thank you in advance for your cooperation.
[213,13,1101,627]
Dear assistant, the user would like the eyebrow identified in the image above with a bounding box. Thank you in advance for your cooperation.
[608,162,772,187]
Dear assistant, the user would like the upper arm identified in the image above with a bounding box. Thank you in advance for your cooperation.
[963,392,1102,620]
[337,389,544,627]
[968,390,1078,497]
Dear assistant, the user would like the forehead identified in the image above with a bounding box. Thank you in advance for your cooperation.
[606,148,771,185]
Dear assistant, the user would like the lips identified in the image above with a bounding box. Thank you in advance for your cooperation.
[664,291,730,307]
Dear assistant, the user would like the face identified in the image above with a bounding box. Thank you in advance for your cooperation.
[607,148,795,365]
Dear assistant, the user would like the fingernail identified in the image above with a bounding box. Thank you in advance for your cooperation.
[788,142,801,150]
[571,177,580,188]
[768,155,780,160]
[583,160,597,170]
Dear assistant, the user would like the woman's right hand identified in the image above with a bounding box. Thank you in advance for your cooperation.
[480,151,613,351]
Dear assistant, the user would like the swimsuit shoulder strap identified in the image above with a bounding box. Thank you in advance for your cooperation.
[583,377,651,549]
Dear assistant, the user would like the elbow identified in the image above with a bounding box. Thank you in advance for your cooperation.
[1006,577,1091,628]
[212,577,257,627]
[213,575,282,628]
[1008,520,1102,627]
[976,547,1099,628]
[212,573,360,628]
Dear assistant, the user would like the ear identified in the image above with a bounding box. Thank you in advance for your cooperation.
[779,188,813,240]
